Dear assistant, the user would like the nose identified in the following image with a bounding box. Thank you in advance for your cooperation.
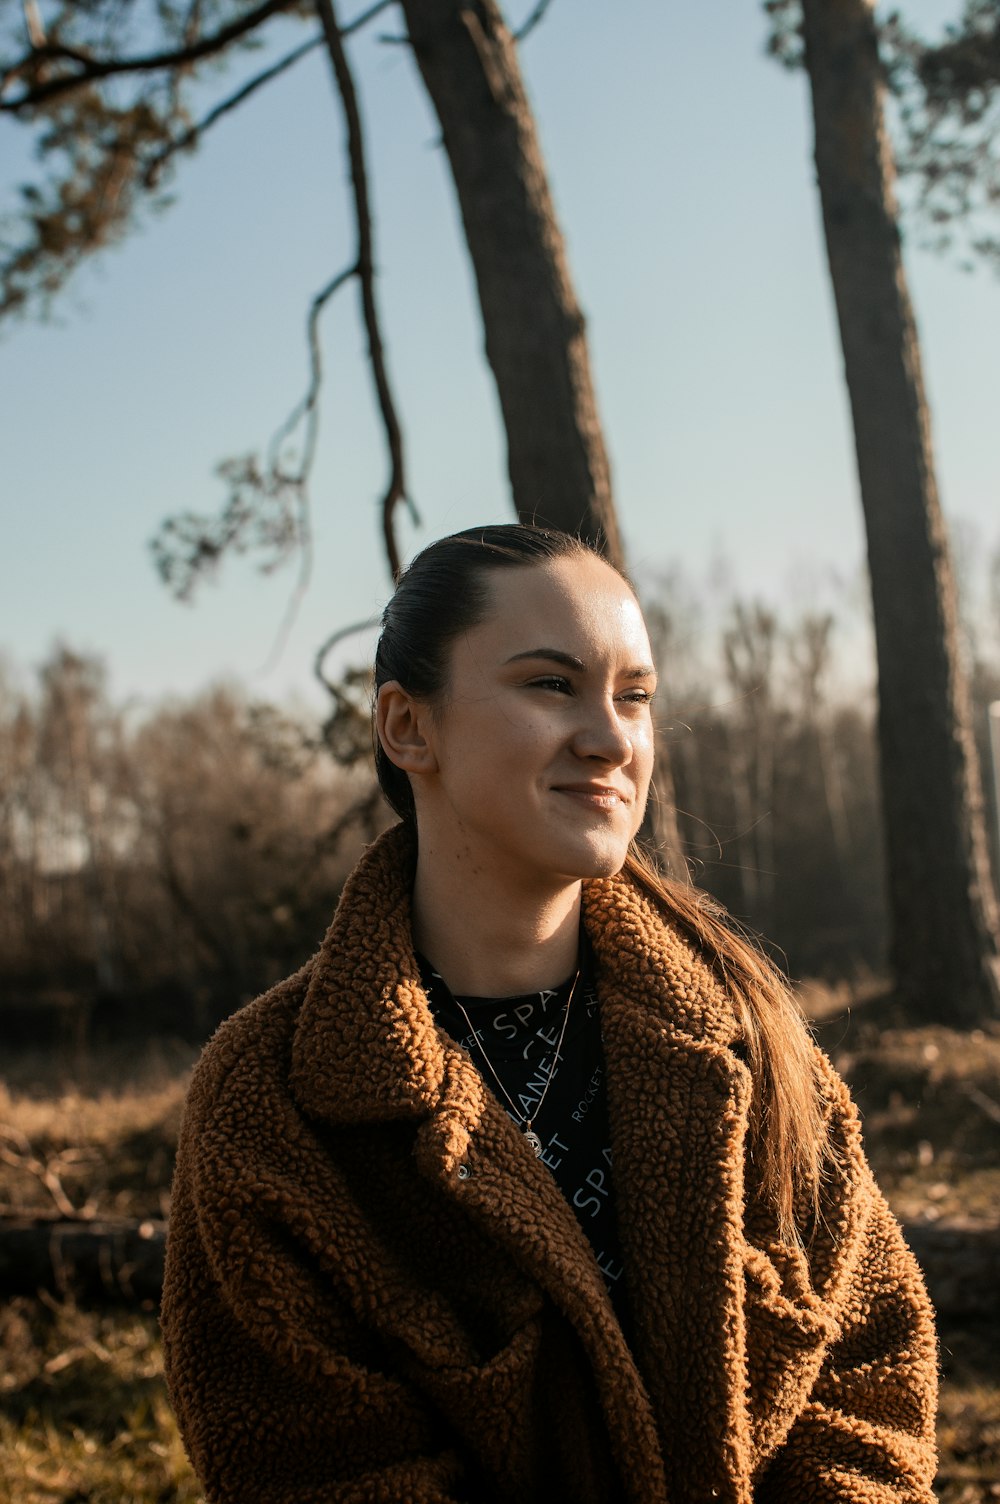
[571,694,634,765]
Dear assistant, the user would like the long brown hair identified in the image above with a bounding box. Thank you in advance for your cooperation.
[375,523,831,1245]
[625,845,830,1245]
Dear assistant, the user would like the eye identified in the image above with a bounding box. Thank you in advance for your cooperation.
[528,675,573,694]
[618,687,656,705]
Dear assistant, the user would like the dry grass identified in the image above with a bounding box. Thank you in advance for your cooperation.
[936,1327,1000,1503]
[0,1296,202,1504]
[0,1043,200,1502]
[1,1016,999,1502]
[0,1041,194,1225]
[802,983,1000,1502]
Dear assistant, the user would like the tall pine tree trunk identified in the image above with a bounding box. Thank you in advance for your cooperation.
[399,0,687,876]
[398,0,622,564]
[800,0,1000,1023]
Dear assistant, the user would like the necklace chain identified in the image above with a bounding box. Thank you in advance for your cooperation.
[450,967,580,1158]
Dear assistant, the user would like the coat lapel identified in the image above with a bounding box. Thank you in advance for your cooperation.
[585,876,844,1502]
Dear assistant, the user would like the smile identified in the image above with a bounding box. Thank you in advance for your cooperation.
[553,785,628,810]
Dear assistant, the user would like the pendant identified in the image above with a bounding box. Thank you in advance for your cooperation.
[523,1126,543,1157]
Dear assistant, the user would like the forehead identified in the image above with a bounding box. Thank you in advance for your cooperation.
[467,554,651,662]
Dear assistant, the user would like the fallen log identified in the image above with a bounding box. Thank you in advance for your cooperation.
[0,1214,995,1318]
[0,1216,165,1304]
[902,1218,1000,1320]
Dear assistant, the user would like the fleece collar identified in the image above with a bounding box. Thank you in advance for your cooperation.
[289,821,743,1127]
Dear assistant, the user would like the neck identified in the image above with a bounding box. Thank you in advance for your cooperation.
[411,841,582,997]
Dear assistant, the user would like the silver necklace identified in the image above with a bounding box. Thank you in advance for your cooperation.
[450,967,581,1157]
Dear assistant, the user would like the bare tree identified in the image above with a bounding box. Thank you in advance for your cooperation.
[722,602,779,929]
[397,0,622,559]
[786,612,852,880]
[794,0,1000,1024]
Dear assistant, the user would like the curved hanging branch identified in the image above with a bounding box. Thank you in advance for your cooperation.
[313,616,381,773]
[149,263,355,613]
[314,616,380,698]
[315,0,414,581]
[256,266,359,673]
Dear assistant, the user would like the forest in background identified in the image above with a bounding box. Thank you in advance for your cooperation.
[4,0,1000,1494]
[4,556,1000,1501]
[4,543,999,1055]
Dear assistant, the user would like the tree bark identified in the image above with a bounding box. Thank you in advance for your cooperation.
[398,0,687,875]
[800,0,1000,1025]
[397,0,623,564]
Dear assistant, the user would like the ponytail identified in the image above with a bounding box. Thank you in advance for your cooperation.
[624,846,831,1246]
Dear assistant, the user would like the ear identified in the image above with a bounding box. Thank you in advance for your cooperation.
[375,681,439,775]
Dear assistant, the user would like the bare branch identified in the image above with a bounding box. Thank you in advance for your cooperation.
[267,267,356,480]
[514,0,556,44]
[341,0,399,37]
[257,267,358,671]
[150,265,357,606]
[314,616,380,696]
[315,0,413,581]
[23,0,45,49]
[1,0,294,112]
[143,34,323,188]
[143,0,411,626]
[138,2,395,185]
[0,1125,97,1221]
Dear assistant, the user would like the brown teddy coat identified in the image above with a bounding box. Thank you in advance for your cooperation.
[161,824,938,1503]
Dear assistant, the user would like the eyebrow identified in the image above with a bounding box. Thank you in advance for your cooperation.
[503,648,657,680]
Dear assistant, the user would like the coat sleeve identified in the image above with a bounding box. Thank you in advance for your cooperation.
[756,1174,939,1503]
[160,1030,473,1504]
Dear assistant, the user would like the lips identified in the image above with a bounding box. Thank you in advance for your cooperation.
[553,783,629,806]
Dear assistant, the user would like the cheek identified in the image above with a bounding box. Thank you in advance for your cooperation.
[635,721,656,776]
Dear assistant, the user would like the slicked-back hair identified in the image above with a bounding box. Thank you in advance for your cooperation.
[373,523,606,823]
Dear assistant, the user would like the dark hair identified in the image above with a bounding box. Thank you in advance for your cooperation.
[373,523,617,821]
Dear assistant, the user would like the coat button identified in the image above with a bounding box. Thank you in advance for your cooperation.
[456,1163,471,1181]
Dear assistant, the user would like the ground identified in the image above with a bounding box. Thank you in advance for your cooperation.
[0,991,998,1503]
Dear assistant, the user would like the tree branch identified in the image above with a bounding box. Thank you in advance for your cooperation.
[150,266,356,606]
[342,0,400,37]
[268,267,356,481]
[257,267,358,671]
[315,0,413,582]
[314,616,379,698]
[141,0,411,620]
[514,0,556,43]
[1,0,294,111]
[138,3,399,187]
[143,34,324,188]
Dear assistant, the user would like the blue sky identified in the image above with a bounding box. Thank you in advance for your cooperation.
[1,0,997,710]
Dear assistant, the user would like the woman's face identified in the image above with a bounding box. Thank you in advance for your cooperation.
[414,552,657,890]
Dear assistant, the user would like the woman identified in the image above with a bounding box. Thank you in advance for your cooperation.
[161,524,938,1503]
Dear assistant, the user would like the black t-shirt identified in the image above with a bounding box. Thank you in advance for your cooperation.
[416,944,630,1326]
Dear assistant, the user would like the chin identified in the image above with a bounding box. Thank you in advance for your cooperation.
[585,849,632,879]
[551,834,633,882]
